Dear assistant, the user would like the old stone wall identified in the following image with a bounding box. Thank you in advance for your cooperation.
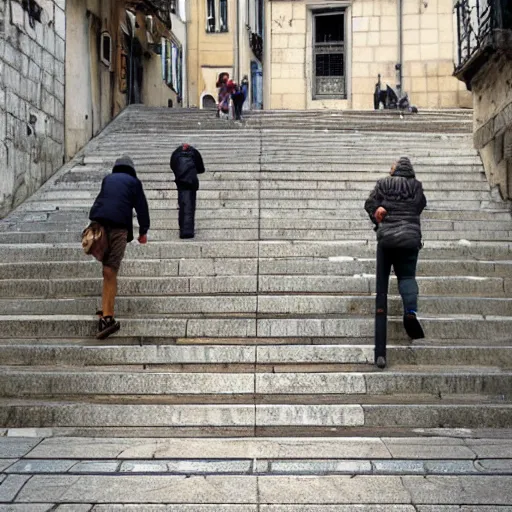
[0,0,66,218]
[472,54,512,200]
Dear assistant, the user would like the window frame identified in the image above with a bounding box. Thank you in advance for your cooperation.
[219,0,228,32]
[100,31,113,70]
[312,9,347,100]
[206,0,228,33]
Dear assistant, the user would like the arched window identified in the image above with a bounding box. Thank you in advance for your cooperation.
[202,94,217,109]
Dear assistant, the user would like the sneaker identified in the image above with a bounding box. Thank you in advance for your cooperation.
[403,311,425,340]
[97,316,120,340]
[376,356,386,369]
[180,233,194,239]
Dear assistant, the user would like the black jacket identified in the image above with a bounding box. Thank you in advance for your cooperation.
[170,145,205,190]
[365,167,427,250]
[89,156,150,242]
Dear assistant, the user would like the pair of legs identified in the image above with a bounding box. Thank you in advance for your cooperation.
[233,98,244,120]
[374,245,422,365]
[178,189,197,239]
[98,228,127,339]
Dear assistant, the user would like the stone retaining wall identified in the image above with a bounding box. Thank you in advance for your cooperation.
[0,0,65,218]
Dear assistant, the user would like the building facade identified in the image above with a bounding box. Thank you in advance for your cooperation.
[454,0,512,202]
[65,0,182,159]
[0,0,184,217]
[186,0,263,109]
[265,0,472,110]
[187,0,237,108]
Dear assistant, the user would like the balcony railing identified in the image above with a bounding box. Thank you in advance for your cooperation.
[455,0,512,70]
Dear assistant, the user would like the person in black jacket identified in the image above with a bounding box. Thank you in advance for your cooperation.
[170,143,205,239]
[364,156,427,369]
[89,155,150,339]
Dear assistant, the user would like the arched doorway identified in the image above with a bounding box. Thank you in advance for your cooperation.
[202,94,216,109]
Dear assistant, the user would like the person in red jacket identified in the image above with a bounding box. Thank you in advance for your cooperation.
[170,144,205,238]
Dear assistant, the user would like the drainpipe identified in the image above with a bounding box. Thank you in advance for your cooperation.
[235,0,240,82]
[184,7,189,107]
[396,0,403,96]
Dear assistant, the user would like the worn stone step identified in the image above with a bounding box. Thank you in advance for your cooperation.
[259,258,512,278]
[4,229,512,244]
[1,368,511,397]
[0,315,510,340]
[0,257,509,280]
[0,276,258,297]
[0,240,510,262]
[0,258,257,279]
[1,344,511,368]
[259,230,512,242]
[5,208,509,224]
[258,275,510,296]
[6,218,512,234]
[1,399,512,429]
[1,296,510,317]
[1,275,509,298]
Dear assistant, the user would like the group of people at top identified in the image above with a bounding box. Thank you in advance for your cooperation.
[216,72,249,121]
[83,142,427,371]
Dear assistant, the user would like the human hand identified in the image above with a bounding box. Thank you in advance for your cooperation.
[375,207,387,223]
[138,234,148,244]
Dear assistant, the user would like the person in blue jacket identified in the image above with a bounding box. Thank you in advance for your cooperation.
[89,155,150,339]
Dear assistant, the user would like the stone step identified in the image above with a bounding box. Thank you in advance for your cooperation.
[1,367,511,397]
[0,240,510,261]
[9,217,512,234]
[1,274,509,298]
[1,399,511,429]
[32,179,494,193]
[0,257,510,279]
[6,208,509,225]
[0,315,510,339]
[1,344,511,367]
[3,229,511,244]
[1,295,510,317]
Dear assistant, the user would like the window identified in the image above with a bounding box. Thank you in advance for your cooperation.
[206,0,228,33]
[313,11,346,99]
[206,0,216,32]
[161,37,183,96]
[219,0,228,31]
[100,32,112,69]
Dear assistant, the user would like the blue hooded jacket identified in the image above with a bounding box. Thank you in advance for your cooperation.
[89,156,150,242]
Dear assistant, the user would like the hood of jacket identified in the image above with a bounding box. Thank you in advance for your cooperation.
[112,155,137,179]
[393,156,416,179]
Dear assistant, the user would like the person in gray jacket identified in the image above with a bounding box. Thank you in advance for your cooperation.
[365,156,427,369]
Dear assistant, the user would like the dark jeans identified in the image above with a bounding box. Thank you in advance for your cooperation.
[178,189,197,237]
[233,98,244,120]
[375,245,419,360]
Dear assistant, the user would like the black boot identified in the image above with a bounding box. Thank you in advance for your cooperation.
[404,311,425,339]
[374,293,387,369]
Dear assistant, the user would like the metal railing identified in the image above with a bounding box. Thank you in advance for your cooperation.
[455,0,512,69]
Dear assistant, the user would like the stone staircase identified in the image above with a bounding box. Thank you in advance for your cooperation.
[0,107,512,508]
